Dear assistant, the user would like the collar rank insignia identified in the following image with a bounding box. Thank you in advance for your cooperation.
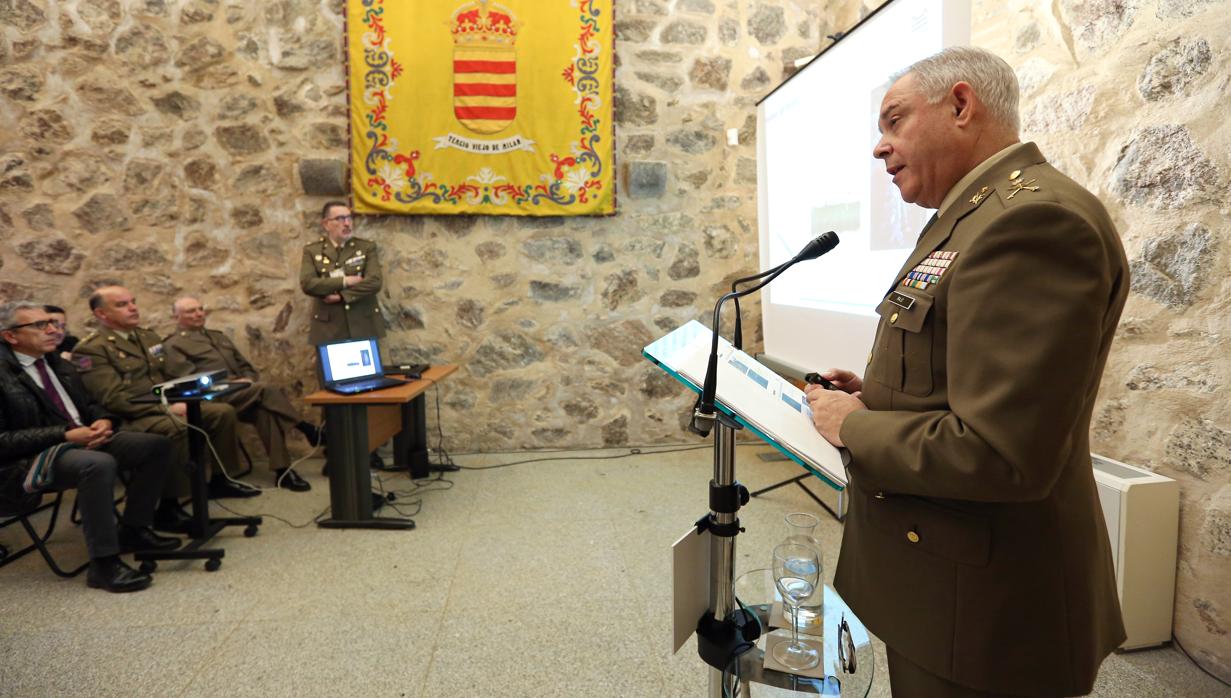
[970,186,990,205]
[901,250,959,291]
[1006,173,1040,200]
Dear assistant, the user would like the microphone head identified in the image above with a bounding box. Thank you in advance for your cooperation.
[797,231,839,261]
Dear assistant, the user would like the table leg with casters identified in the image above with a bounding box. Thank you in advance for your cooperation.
[318,403,415,530]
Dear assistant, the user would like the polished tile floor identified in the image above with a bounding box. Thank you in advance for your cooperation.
[1,445,1224,697]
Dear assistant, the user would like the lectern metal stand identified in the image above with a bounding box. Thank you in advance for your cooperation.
[707,417,740,698]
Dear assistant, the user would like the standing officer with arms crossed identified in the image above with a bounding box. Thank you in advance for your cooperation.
[74,286,257,535]
[0,302,178,592]
[163,296,317,492]
[805,48,1128,697]
[299,201,390,472]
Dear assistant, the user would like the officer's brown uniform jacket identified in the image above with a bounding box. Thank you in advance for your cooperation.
[834,143,1128,696]
[73,327,175,420]
[299,236,385,346]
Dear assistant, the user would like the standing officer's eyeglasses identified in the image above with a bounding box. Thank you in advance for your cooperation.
[4,320,62,332]
[326,215,354,223]
[837,613,857,674]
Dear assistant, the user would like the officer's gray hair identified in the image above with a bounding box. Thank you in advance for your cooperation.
[894,47,1020,133]
[0,301,44,330]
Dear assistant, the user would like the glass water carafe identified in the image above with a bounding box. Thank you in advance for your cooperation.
[782,512,825,632]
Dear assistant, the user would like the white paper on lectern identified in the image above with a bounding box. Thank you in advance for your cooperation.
[672,525,710,653]
[645,321,847,486]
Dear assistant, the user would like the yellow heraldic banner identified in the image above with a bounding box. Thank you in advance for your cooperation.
[347,0,615,216]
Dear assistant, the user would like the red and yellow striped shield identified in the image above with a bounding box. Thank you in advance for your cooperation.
[453,44,517,134]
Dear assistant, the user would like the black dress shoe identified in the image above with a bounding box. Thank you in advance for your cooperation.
[118,525,182,553]
[87,557,152,593]
[371,492,386,511]
[152,503,196,535]
[370,452,386,470]
[274,468,311,492]
[208,477,261,499]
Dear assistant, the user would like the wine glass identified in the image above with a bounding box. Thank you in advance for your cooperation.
[772,542,821,671]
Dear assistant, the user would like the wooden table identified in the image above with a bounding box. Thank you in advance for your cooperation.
[303,365,457,530]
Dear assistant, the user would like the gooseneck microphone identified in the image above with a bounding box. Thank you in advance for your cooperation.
[690,231,839,436]
[732,231,840,349]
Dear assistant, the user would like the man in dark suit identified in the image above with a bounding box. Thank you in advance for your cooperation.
[163,296,316,491]
[0,302,179,592]
[806,48,1127,696]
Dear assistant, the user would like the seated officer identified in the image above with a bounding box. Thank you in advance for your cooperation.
[1,302,179,592]
[163,297,316,492]
[74,286,258,533]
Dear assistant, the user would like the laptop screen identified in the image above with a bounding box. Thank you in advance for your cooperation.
[318,337,383,384]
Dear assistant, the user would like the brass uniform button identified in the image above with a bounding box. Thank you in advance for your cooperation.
[906,531,920,543]
[889,312,899,324]
[344,304,351,310]
[874,491,885,500]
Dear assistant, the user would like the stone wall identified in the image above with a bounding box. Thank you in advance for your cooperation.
[0,0,836,453]
[1,0,1227,678]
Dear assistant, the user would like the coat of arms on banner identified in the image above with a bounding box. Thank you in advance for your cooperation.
[347,0,615,216]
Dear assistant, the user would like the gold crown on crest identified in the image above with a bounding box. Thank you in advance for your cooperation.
[451,1,521,46]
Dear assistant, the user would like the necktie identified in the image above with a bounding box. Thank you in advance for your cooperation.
[34,358,78,426]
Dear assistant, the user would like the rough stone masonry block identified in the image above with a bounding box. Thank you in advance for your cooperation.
[298,159,346,196]
[1129,223,1215,308]
[1201,485,1231,557]
[627,161,667,199]
[1110,125,1218,210]
[1165,418,1231,480]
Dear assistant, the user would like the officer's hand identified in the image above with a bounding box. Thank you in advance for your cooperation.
[343,274,363,287]
[65,426,95,446]
[805,389,866,448]
[233,377,254,384]
[820,368,862,394]
[88,419,113,438]
[323,293,342,304]
[169,402,188,418]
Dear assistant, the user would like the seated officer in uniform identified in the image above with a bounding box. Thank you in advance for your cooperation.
[162,296,317,492]
[1,302,179,592]
[74,286,258,534]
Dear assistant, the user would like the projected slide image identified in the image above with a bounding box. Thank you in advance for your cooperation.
[812,202,861,237]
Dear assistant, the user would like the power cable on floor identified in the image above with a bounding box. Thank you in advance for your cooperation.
[1172,635,1231,689]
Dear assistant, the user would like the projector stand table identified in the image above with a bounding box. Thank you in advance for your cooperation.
[131,388,262,573]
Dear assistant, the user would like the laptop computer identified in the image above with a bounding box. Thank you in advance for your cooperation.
[317,337,406,395]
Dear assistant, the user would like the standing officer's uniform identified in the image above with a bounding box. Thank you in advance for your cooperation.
[162,327,304,475]
[834,143,1128,696]
[74,327,243,497]
[298,236,385,346]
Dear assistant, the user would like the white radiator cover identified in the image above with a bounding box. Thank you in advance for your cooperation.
[1091,453,1180,650]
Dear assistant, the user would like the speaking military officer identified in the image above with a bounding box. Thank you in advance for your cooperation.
[805,48,1127,697]
[163,297,317,492]
[299,201,386,346]
[74,286,258,531]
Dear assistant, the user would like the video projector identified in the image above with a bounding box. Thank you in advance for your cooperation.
[151,369,229,399]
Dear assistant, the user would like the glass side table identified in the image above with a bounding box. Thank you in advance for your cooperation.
[732,568,876,696]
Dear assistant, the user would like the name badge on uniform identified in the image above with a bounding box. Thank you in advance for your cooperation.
[345,255,365,265]
[330,269,345,279]
[149,343,164,356]
[887,292,916,310]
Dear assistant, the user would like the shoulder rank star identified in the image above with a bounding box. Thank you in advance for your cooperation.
[1006,172,1040,200]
